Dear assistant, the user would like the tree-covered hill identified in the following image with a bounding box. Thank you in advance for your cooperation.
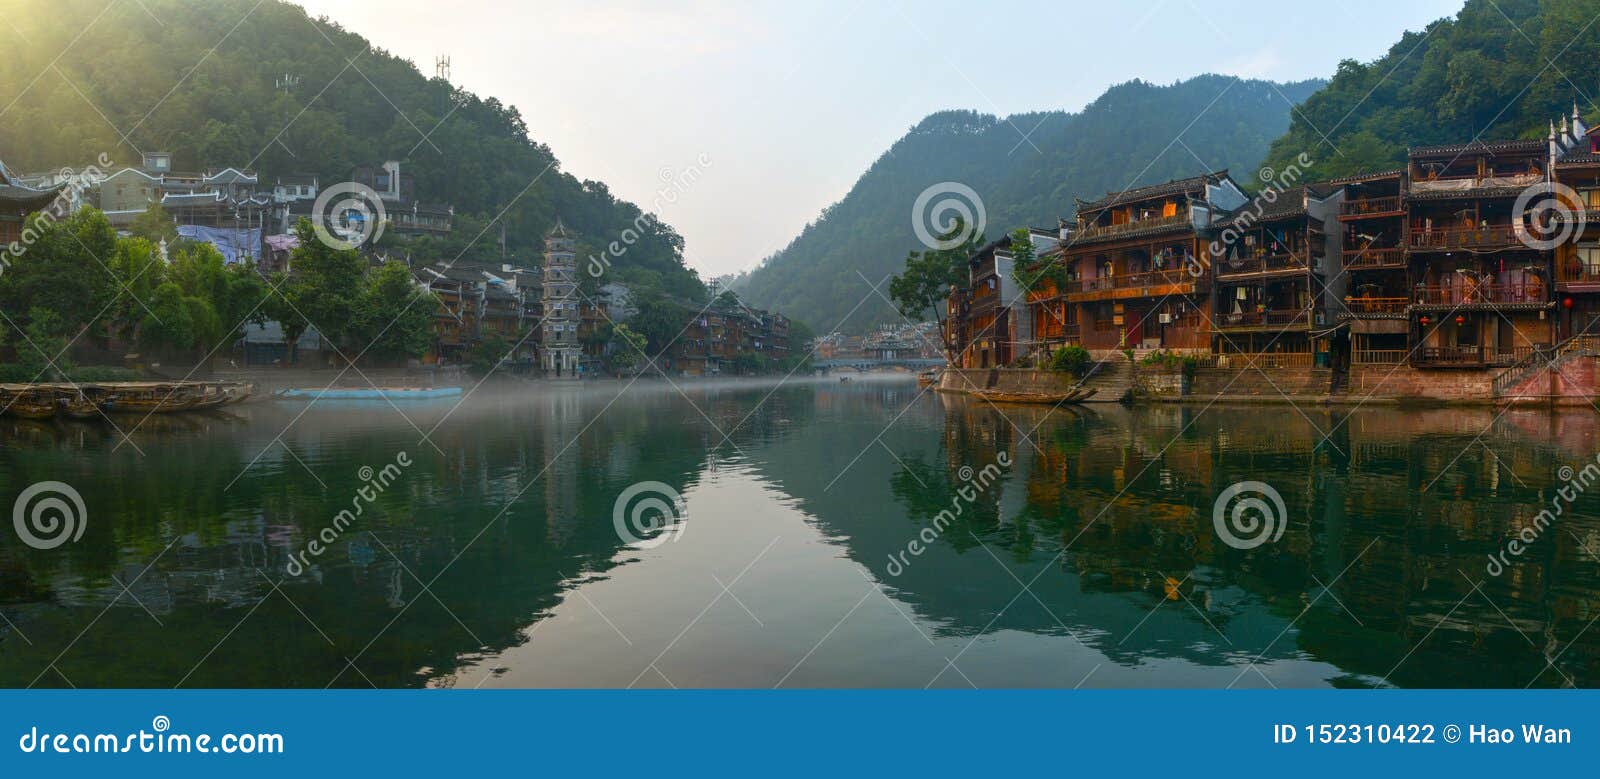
[0,0,703,299]
[1262,0,1600,180]
[737,74,1322,333]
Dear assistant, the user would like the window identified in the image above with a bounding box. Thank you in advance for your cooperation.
[1585,189,1600,209]
[1580,246,1600,276]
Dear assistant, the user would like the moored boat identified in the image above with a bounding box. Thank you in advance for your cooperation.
[2,388,59,419]
[969,387,1098,405]
[275,386,463,400]
[61,392,104,419]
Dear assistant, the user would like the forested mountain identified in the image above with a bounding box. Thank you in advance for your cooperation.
[737,75,1322,333]
[1262,0,1600,180]
[0,0,703,299]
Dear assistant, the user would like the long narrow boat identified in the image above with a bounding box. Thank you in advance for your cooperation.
[916,369,941,388]
[222,382,255,405]
[189,388,233,411]
[2,389,59,419]
[969,387,1098,405]
[100,384,203,414]
[276,386,463,400]
[61,392,104,419]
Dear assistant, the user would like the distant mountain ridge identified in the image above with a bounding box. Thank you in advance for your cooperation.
[738,74,1324,333]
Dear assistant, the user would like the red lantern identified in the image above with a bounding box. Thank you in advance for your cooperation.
[1419,316,1431,327]
[1455,315,1466,326]
[1565,297,1575,309]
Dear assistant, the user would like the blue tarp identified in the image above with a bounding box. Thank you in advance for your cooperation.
[177,224,262,265]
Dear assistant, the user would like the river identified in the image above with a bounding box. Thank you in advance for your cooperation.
[2,376,1597,688]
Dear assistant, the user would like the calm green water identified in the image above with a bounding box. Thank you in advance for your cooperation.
[2,376,1599,688]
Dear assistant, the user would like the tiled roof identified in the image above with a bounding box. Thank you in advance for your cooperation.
[1406,185,1528,201]
[1409,138,1545,157]
[1325,169,1404,185]
[1076,171,1227,213]
[1221,186,1310,225]
[0,184,61,208]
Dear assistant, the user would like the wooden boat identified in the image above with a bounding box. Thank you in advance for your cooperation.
[275,386,462,400]
[222,382,255,405]
[916,369,941,388]
[3,389,59,419]
[61,393,104,419]
[101,385,202,414]
[189,388,232,411]
[969,387,1098,405]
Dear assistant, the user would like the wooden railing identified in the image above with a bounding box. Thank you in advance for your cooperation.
[1340,196,1402,218]
[1343,248,1405,269]
[1344,296,1408,315]
[1215,253,1308,277]
[1415,346,1534,368]
[1408,224,1523,251]
[1076,210,1190,241]
[1417,345,1485,366]
[1216,309,1311,329]
[1354,349,1407,365]
[1556,264,1600,285]
[1210,351,1314,368]
[1413,283,1545,306]
[1067,269,1196,295]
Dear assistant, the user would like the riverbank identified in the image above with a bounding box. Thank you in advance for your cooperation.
[938,352,1600,407]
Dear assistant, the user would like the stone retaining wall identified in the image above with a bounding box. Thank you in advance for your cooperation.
[937,355,1600,405]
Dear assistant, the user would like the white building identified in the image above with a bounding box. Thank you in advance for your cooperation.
[541,221,582,378]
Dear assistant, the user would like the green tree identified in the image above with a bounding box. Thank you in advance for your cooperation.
[626,288,689,359]
[887,218,982,347]
[0,307,73,381]
[262,271,307,364]
[129,201,178,245]
[0,209,117,338]
[353,260,437,363]
[608,321,648,373]
[279,220,365,358]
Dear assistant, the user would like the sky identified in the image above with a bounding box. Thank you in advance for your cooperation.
[293,0,1465,278]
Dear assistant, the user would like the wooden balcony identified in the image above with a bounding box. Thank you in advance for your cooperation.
[1354,349,1407,365]
[1408,224,1524,251]
[1343,247,1406,269]
[1076,210,1190,241]
[1211,351,1314,368]
[1215,253,1309,279]
[1557,263,1600,290]
[1344,296,1408,316]
[1214,308,1311,332]
[1064,269,1197,302]
[1339,196,1404,220]
[1413,345,1531,368]
[1412,283,1546,307]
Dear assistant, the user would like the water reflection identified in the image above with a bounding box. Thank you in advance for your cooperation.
[1,378,1597,688]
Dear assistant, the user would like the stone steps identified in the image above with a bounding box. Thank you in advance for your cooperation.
[1078,359,1135,403]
